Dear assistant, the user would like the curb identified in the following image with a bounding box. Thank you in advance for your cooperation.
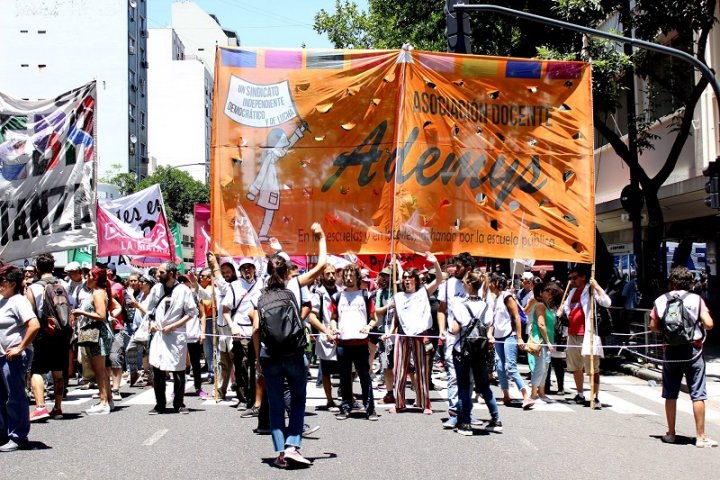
[617,361,697,395]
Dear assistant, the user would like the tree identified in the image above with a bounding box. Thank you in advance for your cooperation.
[315,0,718,303]
[109,166,209,227]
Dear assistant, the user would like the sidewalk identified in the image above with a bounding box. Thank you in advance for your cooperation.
[616,341,720,411]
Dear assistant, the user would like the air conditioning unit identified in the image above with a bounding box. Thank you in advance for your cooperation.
[129,45,135,55]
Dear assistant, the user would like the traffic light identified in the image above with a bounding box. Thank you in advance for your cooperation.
[704,159,720,209]
[445,0,472,54]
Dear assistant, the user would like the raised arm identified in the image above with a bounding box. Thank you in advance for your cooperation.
[298,222,327,288]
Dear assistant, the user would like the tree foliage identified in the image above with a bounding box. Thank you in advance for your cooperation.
[109,166,209,227]
[315,0,719,301]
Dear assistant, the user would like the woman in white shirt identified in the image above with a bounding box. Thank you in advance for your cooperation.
[386,254,442,415]
[0,265,40,451]
[488,273,533,410]
[448,271,502,435]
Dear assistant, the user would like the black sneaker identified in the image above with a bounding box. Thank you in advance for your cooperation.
[253,427,271,435]
[484,419,503,433]
[571,394,586,405]
[175,406,190,414]
[335,410,349,420]
[455,423,473,436]
[148,407,165,415]
[240,406,259,418]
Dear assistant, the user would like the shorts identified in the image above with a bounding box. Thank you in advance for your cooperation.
[320,359,338,375]
[109,330,130,369]
[662,344,707,401]
[30,331,71,374]
[566,335,600,374]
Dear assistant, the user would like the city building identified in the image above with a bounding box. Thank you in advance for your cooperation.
[0,0,150,180]
[593,6,719,307]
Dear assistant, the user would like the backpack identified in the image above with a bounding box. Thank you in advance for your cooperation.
[456,302,489,359]
[36,278,71,336]
[659,292,697,346]
[258,288,307,357]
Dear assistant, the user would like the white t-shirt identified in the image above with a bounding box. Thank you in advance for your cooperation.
[393,288,432,336]
[652,290,705,341]
[492,291,516,339]
[448,297,493,352]
[0,294,37,355]
[222,277,263,338]
[334,290,370,341]
[438,276,466,344]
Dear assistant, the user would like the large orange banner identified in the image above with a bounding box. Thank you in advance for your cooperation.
[211,47,594,262]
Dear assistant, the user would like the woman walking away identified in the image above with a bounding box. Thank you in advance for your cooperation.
[73,267,119,415]
[250,222,327,468]
[488,273,533,409]
[0,264,40,451]
[530,282,563,401]
[448,271,502,435]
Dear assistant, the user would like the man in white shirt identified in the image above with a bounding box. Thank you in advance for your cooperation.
[650,266,716,448]
[222,258,263,416]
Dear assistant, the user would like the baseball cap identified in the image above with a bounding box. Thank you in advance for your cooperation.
[64,261,81,272]
[277,252,291,262]
[238,258,255,268]
[521,272,534,281]
[380,266,392,276]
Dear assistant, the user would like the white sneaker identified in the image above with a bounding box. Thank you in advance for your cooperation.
[85,403,110,415]
[696,436,719,448]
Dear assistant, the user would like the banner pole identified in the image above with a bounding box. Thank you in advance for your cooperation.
[589,263,596,409]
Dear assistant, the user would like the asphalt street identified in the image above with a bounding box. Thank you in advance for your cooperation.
[3,362,720,479]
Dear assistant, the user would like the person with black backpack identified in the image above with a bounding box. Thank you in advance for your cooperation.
[249,222,328,468]
[649,266,716,448]
[24,253,72,422]
[447,271,499,436]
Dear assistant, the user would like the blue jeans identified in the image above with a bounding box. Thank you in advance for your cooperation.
[494,335,526,393]
[0,349,32,443]
[531,346,551,390]
[203,321,214,375]
[444,339,458,412]
[453,350,499,425]
[337,343,374,415]
[260,354,307,453]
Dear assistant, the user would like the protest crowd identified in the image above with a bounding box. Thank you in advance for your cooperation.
[0,223,716,462]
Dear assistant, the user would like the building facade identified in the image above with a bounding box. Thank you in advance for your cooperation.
[0,0,149,180]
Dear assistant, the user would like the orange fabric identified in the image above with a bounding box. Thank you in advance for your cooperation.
[211,47,594,262]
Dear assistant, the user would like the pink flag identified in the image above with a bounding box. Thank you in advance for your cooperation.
[194,204,210,268]
[97,204,175,258]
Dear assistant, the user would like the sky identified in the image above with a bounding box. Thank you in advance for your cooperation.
[147,0,369,49]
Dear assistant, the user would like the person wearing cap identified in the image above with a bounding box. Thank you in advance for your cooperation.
[62,262,85,308]
[222,258,264,415]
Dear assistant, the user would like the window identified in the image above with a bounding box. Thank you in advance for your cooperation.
[21,64,28,67]
[20,30,28,33]
[644,33,694,120]
[140,112,145,127]
[129,69,136,85]
[37,30,46,34]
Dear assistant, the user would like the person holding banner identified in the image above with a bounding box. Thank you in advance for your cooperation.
[561,265,611,409]
[385,253,443,416]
